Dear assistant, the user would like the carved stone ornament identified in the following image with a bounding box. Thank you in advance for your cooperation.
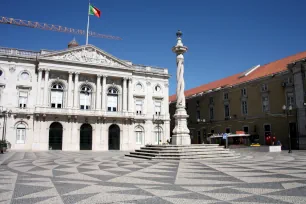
[52,48,125,68]
[9,65,16,73]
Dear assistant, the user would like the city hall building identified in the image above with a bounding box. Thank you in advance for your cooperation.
[0,40,170,151]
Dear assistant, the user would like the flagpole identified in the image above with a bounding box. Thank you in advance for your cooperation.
[86,0,90,45]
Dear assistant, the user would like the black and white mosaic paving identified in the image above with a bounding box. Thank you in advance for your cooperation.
[0,150,306,204]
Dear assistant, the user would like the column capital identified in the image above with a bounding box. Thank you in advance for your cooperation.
[128,77,133,82]
[68,71,74,75]
[123,77,128,81]
[45,68,50,72]
[102,75,108,79]
[38,68,43,72]
[74,72,80,75]
[97,74,102,78]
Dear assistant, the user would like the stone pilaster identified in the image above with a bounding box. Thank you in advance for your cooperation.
[96,74,102,110]
[290,62,306,149]
[102,75,107,112]
[36,68,43,106]
[123,77,127,112]
[67,71,73,108]
[128,78,133,113]
[73,72,79,109]
[43,69,50,107]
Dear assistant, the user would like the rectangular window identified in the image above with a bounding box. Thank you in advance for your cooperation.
[107,95,118,112]
[209,97,214,104]
[243,126,249,134]
[154,101,161,115]
[242,100,248,115]
[224,104,230,118]
[209,107,214,120]
[264,124,271,136]
[135,99,143,115]
[262,96,269,112]
[16,128,26,144]
[287,92,294,106]
[241,88,247,97]
[51,91,63,109]
[136,132,143,145]
[261,84,268,92]
[80,93,91,110]
[224,93,229,100]
[226,128,231,133]
[288,77,293,85]
[196,110,200,120]
[18,91,28,108]
[196,100,200,107]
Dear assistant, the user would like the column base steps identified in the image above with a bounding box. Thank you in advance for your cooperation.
[125,144,240,160]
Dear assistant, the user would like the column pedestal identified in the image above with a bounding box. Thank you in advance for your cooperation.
[172,107,190,145]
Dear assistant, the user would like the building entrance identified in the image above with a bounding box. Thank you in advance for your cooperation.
[80,123,92,150]
[109,124,120,150]
[49,122,63,150]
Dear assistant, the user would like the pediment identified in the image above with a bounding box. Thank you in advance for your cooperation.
[40,45,130,68]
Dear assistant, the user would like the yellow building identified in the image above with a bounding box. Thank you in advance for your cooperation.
[170,51,306,150]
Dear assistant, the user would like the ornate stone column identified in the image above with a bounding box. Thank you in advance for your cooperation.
[128,77,133,113]
[123,77,127,112]
[43,69,50,107]
[171,30,190,145]
[73,72,79,109]
[67,71,73,108]
[102,75,107,111]
[96,74,102,110]
[36,68,43,106]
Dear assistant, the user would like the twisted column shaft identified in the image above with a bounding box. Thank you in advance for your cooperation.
[176,54,185,108]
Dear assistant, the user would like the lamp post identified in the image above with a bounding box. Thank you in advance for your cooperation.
[197,118,206,144]
[282,104,292,153]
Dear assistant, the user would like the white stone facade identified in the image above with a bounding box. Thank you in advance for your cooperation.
[0,45,170,151]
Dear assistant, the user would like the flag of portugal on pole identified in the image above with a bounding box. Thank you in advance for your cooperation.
[89,4,101,18]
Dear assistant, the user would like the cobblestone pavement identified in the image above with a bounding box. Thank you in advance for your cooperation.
[0,150,306,204]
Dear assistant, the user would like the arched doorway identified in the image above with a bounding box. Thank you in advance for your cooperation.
[49,122,63,150]
[80,124,92,150]
[109,124,120,150]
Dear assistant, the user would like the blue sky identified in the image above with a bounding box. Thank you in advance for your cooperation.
[1,0,306,95]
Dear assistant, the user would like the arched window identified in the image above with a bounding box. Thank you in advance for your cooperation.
[80,85,92,110]
[51,83,64,108]
[135,126,144,145]
[107,87,118,112]
[20,71,30,80]
[154,126,163,144]
[16,123,26,144]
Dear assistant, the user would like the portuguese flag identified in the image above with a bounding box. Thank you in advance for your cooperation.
[89,4,101,18]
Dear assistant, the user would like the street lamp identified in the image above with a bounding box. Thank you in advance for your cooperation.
[197,118,206,144]
[282,104,292,153]
[197,118,206,123]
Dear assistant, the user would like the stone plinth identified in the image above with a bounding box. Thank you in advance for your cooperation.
[172,107,190,145]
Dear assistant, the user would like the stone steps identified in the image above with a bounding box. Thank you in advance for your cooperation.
[135,148,229,154]
[131,151,233,157]
[125,144,240,161]
[125,153,240,161]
